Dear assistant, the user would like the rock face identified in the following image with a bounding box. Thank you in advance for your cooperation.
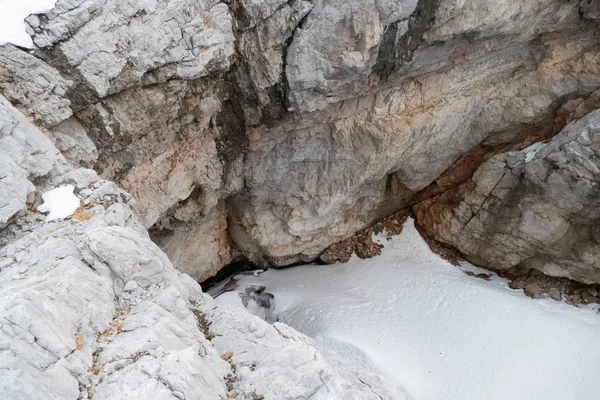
[26,0,235,98]
[415,109,600,284]
[0,0,599,282]
[0,44,73,127]
[0,97,408,399]
[231,29,600,265]
[0,96,66,228]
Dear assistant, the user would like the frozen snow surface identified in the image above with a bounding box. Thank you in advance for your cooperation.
[215,218,600,400]
[0,0,57,47]
[37,184,80,220]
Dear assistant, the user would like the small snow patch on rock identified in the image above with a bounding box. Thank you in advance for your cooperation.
[37,185,79,220]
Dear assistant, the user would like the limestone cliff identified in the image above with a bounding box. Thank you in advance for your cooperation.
[2,0,600,398]
[1,0,599,282]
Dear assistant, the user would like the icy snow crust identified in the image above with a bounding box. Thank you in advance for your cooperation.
[0,0,57,47]
[215,218,600,400]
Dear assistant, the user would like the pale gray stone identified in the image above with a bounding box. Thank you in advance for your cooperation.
[50,117,98,168]
[207,299,410,400]
[0,108,408,399]
[0,96,65,226]
[0,44,73,127]
[26,0,235,97]
[2,0,598,284]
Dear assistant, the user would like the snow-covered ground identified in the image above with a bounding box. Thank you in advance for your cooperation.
[213,218,600,400]
[0,0,57,47]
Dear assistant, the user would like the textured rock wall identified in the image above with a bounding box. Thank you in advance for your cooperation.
[415,107,600,284]
[232,29,600,265]
[1,0,599,282]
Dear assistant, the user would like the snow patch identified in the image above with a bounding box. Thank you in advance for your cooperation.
[215,218,600,400]
[0,0,57,47]
[37,185,80,220]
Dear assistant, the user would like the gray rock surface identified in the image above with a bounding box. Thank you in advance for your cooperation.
[285,0,422,112]
[50,117,98,168]
[3,0,600,397]
[26,0,235,98]
[415,110,600,284]
[150,200,232,282]
[0,96,66,227]
[581,0,600,20]
[1,0,600,396]
[207,304,409,399]
[236,0,312,124]
[0,44,73,127]
[231,30,600,265]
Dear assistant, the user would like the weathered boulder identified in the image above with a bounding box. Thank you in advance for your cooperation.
[415,109,600,284]
[0,95,66,227]
[49,117,98,168]
[0,44,73,127]
[0,45,98,169]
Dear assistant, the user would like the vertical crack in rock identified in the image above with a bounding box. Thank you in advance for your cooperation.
[278,7,312,112]
[231,0,313,125]
[216,75,249,177]
[374,0,441,79]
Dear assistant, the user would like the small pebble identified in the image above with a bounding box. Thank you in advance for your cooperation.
[524,282,543,299]
[547,287,562,301]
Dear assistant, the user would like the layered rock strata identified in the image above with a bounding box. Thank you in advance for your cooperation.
[414,109,600,284]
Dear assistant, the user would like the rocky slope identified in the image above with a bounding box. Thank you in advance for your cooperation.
[0,0,598,283]
[0,96,408,399]
[1,0,600,398]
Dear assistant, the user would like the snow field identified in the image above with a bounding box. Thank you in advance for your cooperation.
[215,218,600,400]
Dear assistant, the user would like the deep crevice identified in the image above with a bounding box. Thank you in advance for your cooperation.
[278,7,312,112]
[374,0,441,80]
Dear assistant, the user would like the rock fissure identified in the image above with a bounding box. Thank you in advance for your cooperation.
[374,0,441,80]
[278,8,312,112]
